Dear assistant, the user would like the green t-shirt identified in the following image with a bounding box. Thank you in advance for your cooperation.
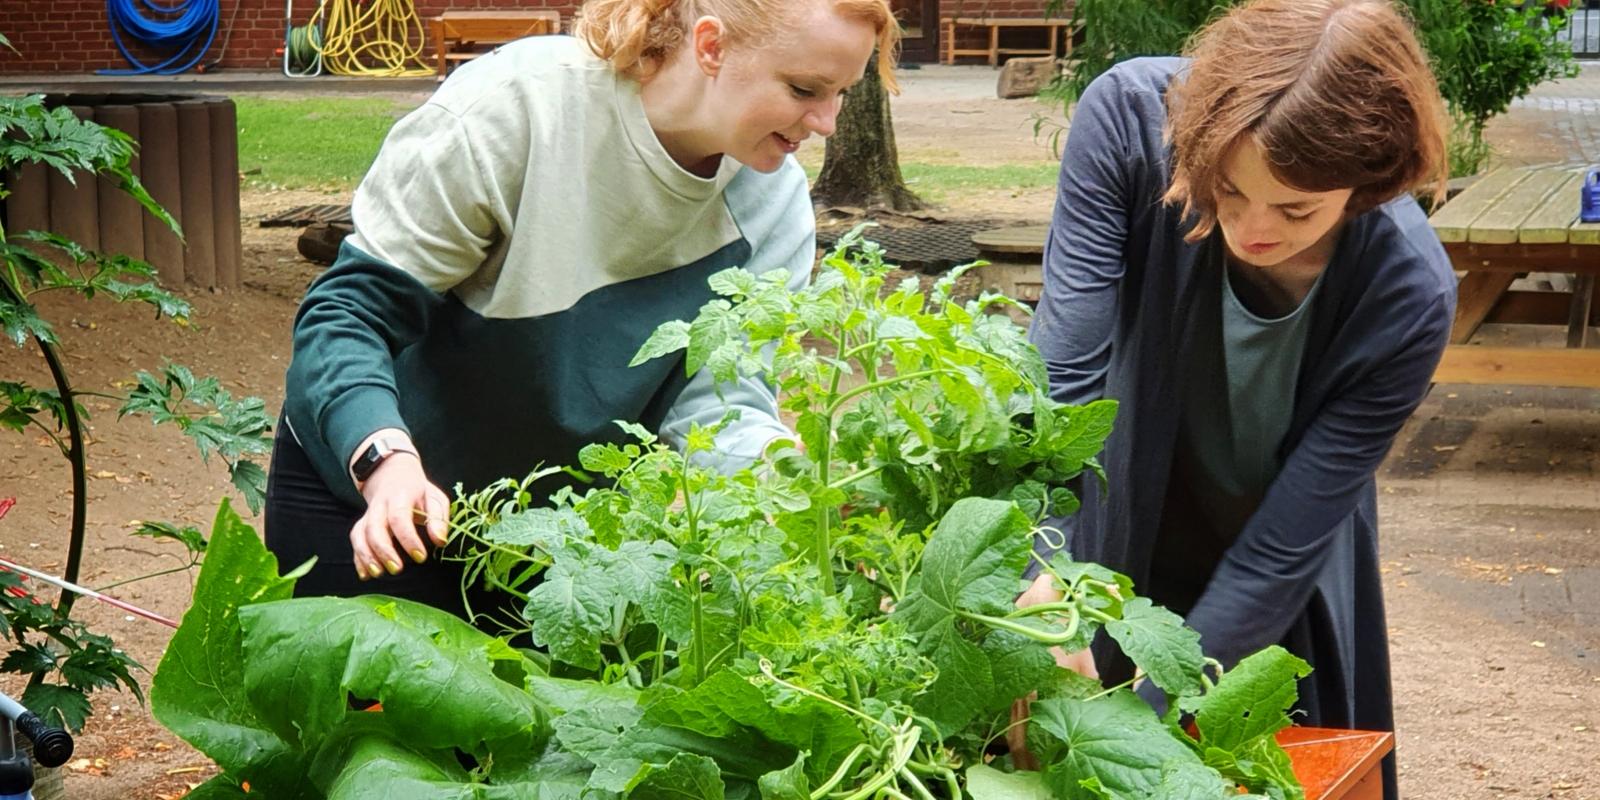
[1151,241,1325,607]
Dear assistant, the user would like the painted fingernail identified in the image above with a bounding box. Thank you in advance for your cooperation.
[409,548,426,564]
[368,563,385,579]
[385,559,402,575]
[356,566,369,581]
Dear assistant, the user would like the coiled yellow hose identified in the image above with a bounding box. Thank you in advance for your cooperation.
[310,0,433,77]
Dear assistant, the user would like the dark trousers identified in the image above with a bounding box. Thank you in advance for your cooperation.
[263,425,504,625]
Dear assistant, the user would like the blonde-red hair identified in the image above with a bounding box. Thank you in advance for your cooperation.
[576,0,902,91]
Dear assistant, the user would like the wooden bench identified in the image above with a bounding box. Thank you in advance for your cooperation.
[433,10,560,78]
[941,17,1076,66]
[1428,163,1600,389]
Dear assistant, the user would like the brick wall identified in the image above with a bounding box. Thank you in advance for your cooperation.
[0,0,1063,74]
[0,0,579,74]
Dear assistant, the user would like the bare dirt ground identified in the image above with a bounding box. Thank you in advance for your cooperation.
[1,64,1596,799]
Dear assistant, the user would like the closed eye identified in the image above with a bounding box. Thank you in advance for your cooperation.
[789,84,816,99]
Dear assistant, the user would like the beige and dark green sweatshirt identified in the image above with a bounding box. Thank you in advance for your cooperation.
[283,35,813,506]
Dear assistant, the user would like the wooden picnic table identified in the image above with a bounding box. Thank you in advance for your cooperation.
[941,17,1076,66]
[432,10,560,78]
[1427,163,1600,388]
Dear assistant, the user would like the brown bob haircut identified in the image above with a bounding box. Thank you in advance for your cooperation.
[1162,0,1449,242]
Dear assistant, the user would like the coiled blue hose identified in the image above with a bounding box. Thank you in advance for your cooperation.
[99,0,221,75]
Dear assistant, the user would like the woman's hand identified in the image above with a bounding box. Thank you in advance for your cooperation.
[1006,572,1099,769]
[350,449,449,580]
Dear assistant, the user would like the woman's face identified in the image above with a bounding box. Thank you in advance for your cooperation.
[705,6,876,173]
[1214,137,1354,268]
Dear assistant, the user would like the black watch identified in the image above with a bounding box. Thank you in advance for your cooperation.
[352,435,417,484]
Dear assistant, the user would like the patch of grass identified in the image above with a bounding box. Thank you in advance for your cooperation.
[801,161,1058,203]
[235,96,417,190]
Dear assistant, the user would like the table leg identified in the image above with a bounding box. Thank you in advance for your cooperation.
[1567,274,1595,348]
[1451,271,1516,345]
[1049,25,1059,59]
[942,18,953,64]
[989,25,999,67]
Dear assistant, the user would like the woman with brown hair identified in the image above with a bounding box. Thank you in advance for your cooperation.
[1024,0,1453,795]
[265,0,897,621]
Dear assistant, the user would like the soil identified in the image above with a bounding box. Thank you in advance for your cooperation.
[1,66,1595,799]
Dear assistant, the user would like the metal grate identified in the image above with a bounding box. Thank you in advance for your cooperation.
[1561,2,1599,58]
[259,204,354,228]
[816,218,1032,272]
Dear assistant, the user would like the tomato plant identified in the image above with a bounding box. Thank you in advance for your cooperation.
[152,230,1311,799]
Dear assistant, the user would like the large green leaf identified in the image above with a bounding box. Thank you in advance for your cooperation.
[1103,599,1206,700]
[525,544,619,670]
[1028,691,1212,800]
[630,753,726,800]
[645,671,863,783]
[1184,646,1311,752]
[149,500,318,797]
[893,498,1034,733]
[238,596,550,755]
[965,764,1053,800]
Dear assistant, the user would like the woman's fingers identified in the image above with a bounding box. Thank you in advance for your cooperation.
[348,516,381,580]
[385,495,430,566]
[422,488,449,548]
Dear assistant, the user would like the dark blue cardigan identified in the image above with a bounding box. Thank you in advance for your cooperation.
[1029,57,1455,799]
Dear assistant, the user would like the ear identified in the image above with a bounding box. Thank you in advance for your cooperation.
[690,15,726,77]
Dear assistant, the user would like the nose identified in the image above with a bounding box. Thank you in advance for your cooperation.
[805,97,841,138]
[1232,204,1279,242]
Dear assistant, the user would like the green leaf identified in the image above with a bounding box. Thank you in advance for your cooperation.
[1103,598,1206,700]
[611,540,692,642]
[230,459,268,515]
[630,753,726,800]
[1185,646,1311,752]
[0,642,58,675]
[1,297,55,346]
[632,320,693,367]
[150,500,317,796]
[893,498,1034,733]
[758,753,809,800]
[580,442,637,475]
[708,267,760,298]
[238,596,551,754]
[686,300,737,375]
[901,498,1034,621]
[131,520,207,554]
[20,683,92,734]
[524,545,617,669]
[488,507,589,549]
[965,764,1054,800]
[649,671,863,782]
[1028,691,1207,800]
[983,629,1060,714]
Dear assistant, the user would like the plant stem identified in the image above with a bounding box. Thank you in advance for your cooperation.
[681,466,707,685]
[825,369,954,418]
[897,766,937,800]
[815,362,845,594]
[93,561,198,593]
[811,743,871,800]
[1,276,91,616]
[956,609,1079,645]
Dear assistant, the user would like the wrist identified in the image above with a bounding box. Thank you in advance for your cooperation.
[349,429,418,489]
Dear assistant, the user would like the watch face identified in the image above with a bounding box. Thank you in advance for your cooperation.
[355,443,384,481]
